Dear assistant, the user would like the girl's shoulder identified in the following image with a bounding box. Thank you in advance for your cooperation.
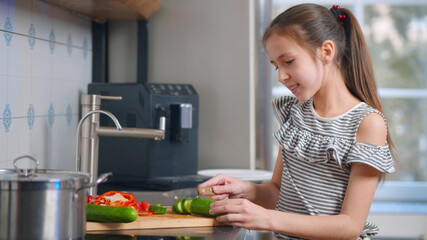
[351,102,388,133]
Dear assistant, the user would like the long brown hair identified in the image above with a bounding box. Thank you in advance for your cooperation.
[263,4,397,180]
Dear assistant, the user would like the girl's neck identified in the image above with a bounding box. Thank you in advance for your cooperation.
[312,67,360,118]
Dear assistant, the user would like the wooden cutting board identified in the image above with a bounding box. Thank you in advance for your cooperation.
[86,207,223,231]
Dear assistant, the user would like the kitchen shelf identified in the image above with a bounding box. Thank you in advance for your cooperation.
[41,0,161,20]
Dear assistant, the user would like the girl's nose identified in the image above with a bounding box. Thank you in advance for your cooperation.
[278,69,289,84]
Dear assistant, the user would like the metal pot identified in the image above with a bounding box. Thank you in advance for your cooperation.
[0,155,111,240]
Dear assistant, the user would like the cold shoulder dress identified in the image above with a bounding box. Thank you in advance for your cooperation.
[272,96,395,240]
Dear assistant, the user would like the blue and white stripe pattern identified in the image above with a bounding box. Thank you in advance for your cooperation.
[272,96,395,240]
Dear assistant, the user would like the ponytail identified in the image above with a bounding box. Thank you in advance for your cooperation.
[340,8,398,181]
[263,4,398,180]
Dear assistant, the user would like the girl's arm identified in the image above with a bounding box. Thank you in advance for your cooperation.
[243,148,283,208]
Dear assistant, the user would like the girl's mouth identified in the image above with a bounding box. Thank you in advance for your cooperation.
[288,84,300,94]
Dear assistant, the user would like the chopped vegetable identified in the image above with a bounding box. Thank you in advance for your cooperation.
[149,204,167,214]
[135,201,150,212]
[137,211,154,216]
[174,199,186,214]
[183,199,192,214]
[87,204,138,222]
[89,191,137,208]
[87,195,94,203]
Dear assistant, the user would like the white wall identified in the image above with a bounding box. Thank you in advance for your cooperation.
[147,0,252,170]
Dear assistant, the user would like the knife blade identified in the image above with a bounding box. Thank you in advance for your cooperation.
[160,187,199,205]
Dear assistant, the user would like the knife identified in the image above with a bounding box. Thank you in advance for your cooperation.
[160,186,215,206]
[160,187,199,205]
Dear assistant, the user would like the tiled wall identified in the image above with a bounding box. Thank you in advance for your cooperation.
[0,0,92,170]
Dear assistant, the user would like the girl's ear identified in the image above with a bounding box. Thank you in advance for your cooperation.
[320,40,335,64]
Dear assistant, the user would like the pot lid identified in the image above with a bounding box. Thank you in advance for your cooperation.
[0,155,90,190]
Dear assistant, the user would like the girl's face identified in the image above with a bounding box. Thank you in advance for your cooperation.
[265,33,323,102]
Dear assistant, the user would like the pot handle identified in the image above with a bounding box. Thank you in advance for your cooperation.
[76,172,112,193]
[13,155,39,177]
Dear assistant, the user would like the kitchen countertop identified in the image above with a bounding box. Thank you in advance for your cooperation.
[86,226,247,240]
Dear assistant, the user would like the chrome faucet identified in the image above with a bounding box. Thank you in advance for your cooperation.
[76,94,166,195]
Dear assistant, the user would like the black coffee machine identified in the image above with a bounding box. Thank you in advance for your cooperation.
[88,83,206,192]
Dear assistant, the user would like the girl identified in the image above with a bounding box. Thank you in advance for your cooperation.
[199,3,397,240]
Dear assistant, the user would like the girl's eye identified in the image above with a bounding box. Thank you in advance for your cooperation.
[285,60,294,65]
[274,66,279,70]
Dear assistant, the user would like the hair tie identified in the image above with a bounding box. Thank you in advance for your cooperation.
[330,5,346,26]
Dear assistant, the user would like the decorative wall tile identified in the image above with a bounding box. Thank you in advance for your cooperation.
[26,103,34,129]
[6,75,30,117]
[4,17,13,46]
[0,76,6,106]
[27,23,35,49]
[49,28,55,53]
[31,40,50,79]
[34,0,51,42]
[14,0,31,37]
[50,6,73,46]
[0,0,7,31]
[2,104,12,133]
[0,0,92,169]
[0,36,7,75]
[8,34,31,77]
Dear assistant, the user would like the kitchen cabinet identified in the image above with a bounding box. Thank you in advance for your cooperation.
[40,0,161,20]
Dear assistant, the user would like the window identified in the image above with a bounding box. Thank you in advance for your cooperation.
[268,0,427,213]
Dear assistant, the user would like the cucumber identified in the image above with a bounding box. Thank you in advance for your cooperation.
[149,204,167,214]
[190,197,217,217]
[173,199,185,214]
[173,197,223,218]
[87,204,138,223]
[183,199,192,214]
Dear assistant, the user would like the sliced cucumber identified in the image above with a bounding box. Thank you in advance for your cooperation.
[86,204,138,223]
[173,199,185,214]
[149,204,167,214]
[183,199,192,214]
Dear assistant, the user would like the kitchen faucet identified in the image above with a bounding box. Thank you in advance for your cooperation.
[76,94,166,195]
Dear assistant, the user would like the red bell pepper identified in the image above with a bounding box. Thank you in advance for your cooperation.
[138,211,154,216]
[135,201,151,212]
[87,195,94,203]
[89,191,137,208]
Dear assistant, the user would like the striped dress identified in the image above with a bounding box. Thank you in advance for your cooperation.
[272,96,395,240]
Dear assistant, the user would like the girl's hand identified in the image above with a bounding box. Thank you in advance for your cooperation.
[198,174,251,201]
[209,198,272,230]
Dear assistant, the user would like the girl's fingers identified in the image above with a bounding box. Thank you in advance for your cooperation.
[198,174,228,187]
[209,194,229,200]
[212,184,234,195]
[210,199,243,214]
